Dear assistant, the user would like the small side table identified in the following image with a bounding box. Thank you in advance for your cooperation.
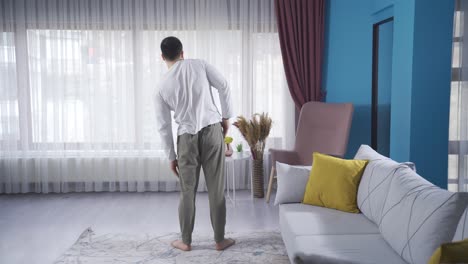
[225,152,252,206]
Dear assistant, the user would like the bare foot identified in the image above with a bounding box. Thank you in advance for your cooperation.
[215,238,236,251]
[171,240,191,251]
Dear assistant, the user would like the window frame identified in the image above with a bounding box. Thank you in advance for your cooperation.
[448,3,467,188]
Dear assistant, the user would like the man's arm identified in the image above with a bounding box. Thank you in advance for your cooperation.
[220,118,229,138]
[154,92,178,176]
[205,62,234,137]
[205,62,234,119]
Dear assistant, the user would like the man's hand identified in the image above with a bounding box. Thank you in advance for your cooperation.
[170,160,179,177]
[221,118,229,138]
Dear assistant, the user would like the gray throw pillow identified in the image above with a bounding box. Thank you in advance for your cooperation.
[274,161,311,206]
[355,145,408,224]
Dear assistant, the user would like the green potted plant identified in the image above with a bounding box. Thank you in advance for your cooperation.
[236,143,243,153]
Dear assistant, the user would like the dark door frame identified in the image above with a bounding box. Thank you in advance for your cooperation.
[371,17,394,150]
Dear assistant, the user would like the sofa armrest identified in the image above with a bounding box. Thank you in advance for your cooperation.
[269,149,301,167]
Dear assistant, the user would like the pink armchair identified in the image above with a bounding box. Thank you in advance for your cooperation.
[266,101,354,203]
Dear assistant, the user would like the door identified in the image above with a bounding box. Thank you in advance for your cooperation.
[372,18,394,156]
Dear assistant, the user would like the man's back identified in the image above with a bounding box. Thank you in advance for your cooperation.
[158,59,232,136]
[155,58,233,161]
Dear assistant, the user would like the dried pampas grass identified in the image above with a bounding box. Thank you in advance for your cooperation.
[233,113,272,160]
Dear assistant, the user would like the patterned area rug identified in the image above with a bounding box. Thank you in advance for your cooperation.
[55,228,289,263]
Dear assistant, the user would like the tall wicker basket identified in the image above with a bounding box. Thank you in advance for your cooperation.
[252,158,264,198]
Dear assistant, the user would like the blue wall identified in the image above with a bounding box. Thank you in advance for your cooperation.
[323,0,373,158]
[389,0,415,162]
[323,0,454,188]
[371,0,394,14]
[409,0,454,187]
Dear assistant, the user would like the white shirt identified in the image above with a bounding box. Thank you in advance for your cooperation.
[154,59,234,161]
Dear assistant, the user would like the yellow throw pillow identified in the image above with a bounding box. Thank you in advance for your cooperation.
[302,152,368,213]
[428,239,468,264]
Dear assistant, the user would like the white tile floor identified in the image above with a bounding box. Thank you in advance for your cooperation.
[0,190,278,264]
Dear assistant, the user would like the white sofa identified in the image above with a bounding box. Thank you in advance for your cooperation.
[279,145,468,264]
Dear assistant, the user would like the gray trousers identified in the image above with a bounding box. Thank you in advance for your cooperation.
[176,122,226,244]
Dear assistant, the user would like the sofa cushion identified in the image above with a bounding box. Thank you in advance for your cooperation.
[274,162,311,205]
[290,234,407,264]
[356,159,402,224]
[453,208,468,241]
[354,144,392,161]
[354,145,415,225]
[303,152,368,213]
[280,204,398,264]
[428,238,468,264]
[279,204,379,237]
[353,145,417,170]
[379,166,468,264]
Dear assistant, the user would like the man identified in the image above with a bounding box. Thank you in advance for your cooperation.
[154,36,235,252]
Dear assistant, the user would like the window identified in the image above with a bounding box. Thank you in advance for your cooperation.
[0,32,19,142]
[449,3,468,192]
[0,0,292,156]
[27,30,135,143]
[252,32,291,148]
[0,0,294,194]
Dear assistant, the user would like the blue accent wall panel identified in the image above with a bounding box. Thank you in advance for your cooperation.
[389,0,416,162]
[323,0,372,158]
[409,0,454,188]
[324,0,454,188]
[371,0,395,14]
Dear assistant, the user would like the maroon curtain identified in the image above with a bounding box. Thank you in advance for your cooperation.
[275,0,325,110]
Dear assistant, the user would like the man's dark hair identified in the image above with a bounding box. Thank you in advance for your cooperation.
[160,36,183,61]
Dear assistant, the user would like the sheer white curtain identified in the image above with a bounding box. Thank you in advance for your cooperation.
[449,0,468,192]
[0,0,295,193]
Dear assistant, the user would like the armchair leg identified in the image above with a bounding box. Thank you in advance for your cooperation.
[266,166,276,203]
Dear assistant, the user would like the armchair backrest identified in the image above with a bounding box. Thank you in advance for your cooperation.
[294,101,354,165]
